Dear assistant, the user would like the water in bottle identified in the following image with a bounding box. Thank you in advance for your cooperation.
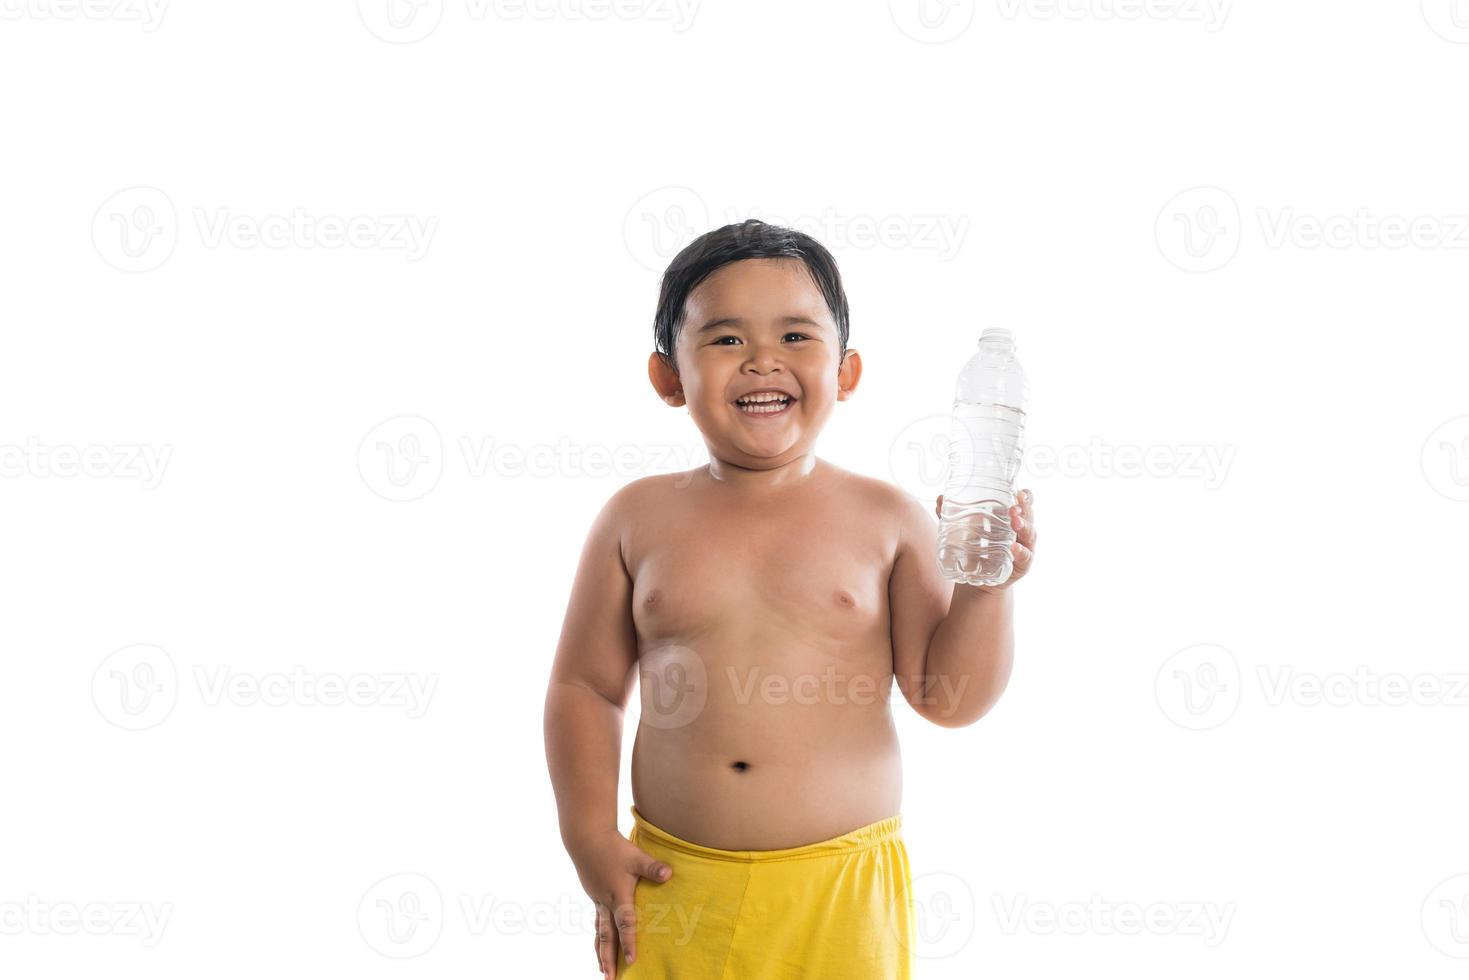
[936,328,1029,586]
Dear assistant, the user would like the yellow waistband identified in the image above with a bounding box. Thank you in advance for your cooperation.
[629,806,902,863]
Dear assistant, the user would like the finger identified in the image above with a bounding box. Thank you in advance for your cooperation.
[1012,507,1037,550]
[1011,539,1034,576]
[635,853,673,884]
[596,903,616,978]
[613,890,638,967]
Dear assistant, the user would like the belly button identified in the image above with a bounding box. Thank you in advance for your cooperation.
[731,760,749,773]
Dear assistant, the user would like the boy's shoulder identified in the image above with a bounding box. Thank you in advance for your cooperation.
[819,460,929,522]
[597,470,688,524]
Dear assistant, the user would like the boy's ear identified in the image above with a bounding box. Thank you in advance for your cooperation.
[648,351,686,407]
[836,348,862,401]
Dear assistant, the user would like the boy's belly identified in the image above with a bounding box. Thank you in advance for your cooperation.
[629,636,903,850]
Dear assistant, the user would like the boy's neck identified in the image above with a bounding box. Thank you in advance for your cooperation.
[705,453,819,491]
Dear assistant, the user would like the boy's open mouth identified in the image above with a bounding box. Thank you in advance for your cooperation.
[733,391,795,417]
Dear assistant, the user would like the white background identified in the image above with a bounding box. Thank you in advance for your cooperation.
[3,1,1468,977]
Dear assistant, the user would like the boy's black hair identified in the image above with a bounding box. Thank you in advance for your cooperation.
[652,219,850,373]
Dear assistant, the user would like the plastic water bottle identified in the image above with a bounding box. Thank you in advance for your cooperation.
[936,328,1029,586]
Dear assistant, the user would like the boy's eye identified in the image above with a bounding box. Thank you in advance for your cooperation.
[712,333,810,345]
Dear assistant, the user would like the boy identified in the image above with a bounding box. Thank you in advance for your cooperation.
[544,219,1036,978]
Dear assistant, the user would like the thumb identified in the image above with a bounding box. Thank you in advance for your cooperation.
[633,850,673,883]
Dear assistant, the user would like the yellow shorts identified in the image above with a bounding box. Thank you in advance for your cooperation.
[618,806,914,979]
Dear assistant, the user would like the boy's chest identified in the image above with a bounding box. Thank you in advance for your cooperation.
[629,501,895,648]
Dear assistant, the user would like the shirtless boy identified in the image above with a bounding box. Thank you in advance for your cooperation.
[544,219,1037,978]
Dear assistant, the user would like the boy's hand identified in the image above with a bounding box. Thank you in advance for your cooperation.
[569,831,673,977]
[934,488,1037,590]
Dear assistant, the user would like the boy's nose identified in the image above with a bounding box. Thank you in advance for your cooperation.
[744,349,784,372]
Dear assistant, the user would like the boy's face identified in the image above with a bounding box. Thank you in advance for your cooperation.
[649,257,861,470]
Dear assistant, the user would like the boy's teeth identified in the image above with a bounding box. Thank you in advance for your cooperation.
[736,396,790,415]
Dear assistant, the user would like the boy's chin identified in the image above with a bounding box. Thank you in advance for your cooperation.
[720,433,812,462]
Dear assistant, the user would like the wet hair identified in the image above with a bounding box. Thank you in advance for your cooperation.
[652,219,850,374]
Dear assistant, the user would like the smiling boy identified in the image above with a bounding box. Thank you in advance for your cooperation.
[544,219,1036,978]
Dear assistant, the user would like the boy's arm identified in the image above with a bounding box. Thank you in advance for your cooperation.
[544,485,674,976]
[889,489,1032,727]
[544,485,640,849]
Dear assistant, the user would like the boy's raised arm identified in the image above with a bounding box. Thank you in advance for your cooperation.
[888,488,1032,728]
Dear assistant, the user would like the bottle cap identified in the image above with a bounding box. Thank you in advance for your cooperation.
[979,327,1015,345]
